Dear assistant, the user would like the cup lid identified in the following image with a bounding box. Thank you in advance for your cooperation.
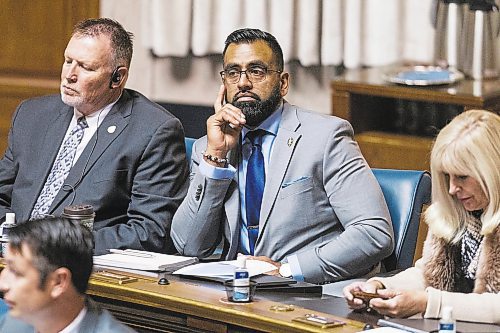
[63,204,94,216]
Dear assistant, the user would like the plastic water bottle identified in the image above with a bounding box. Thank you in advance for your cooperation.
[439,306,456,333]
[232,256,250,302]
[0,213,16,257]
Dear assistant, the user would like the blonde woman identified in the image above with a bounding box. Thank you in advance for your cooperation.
[344,110,500,323]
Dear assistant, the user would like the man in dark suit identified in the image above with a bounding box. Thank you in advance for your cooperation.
[171,28,393,284]
[0,18,188,254]
[0,217,136,332]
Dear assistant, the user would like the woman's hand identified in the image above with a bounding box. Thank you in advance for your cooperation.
[369,289,428,318]
[343,280,385,310]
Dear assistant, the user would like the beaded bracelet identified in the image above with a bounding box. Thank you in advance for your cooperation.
[202,151,229,166]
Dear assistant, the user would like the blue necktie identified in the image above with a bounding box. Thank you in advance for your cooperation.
[31,117,88,219]
[245,130,266,255]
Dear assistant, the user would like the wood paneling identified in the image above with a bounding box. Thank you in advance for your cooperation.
[0,0,99,78]
[0,0,98,154]
[0,77,60,153]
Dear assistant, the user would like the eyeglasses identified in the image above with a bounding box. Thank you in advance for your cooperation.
[220,66,282,84]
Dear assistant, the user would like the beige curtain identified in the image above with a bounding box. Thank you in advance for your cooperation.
[141,0,435,68]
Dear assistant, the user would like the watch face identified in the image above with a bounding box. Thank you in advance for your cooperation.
[279,264,292,278]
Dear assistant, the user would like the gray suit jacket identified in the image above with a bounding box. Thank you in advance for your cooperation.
[171,102,394,283]
[0,89,189,254]
[0,298,136,333]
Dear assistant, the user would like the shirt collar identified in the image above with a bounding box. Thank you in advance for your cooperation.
[73,93,121,127]
[73,93,121,119]
[58,306,87,333]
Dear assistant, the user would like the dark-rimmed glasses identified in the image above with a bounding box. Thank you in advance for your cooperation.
[220,66,282,84]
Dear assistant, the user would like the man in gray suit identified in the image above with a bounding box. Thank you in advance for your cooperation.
[0,217,135,332]
[0,18,188,254]
[171,28,394,284]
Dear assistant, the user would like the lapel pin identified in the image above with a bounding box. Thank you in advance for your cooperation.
[287,138,294,147]
[107,125,117,134]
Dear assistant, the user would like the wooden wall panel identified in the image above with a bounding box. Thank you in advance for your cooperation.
[0,0,98,154]
[0,0,99,78]
[0,77,60,153]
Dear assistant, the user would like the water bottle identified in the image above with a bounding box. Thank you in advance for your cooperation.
[0,213,16,257]
[232,256,250,302]
[439,306,456,333]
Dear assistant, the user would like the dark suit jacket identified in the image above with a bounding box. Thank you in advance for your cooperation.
[0,298,136,332]
[0,89,189,254]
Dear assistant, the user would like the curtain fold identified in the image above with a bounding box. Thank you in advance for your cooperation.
[142,0,435,68]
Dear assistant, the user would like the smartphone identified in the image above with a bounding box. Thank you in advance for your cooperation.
[352,290,381,302]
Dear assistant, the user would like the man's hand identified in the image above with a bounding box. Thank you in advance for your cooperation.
[205,85,246,161]
[369,289,427,318]
[247,255,281,276]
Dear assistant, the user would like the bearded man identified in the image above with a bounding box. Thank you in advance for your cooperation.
[171,28,394,284]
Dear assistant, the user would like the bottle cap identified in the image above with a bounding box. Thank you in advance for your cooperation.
[5,213,15,225]
[442,306,453,320]
[236,256,247,269]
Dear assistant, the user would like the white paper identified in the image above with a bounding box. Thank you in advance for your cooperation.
[94,249,197,271]
[173,259,276,278]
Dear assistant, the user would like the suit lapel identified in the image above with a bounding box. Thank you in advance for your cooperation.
[224,144,242,257]
[24,105,73,222]
[257,103,301,244]
[48,92,132,213]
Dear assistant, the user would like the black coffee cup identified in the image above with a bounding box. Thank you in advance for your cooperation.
[61,204,95,231]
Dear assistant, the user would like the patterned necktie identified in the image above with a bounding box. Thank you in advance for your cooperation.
[31,117,88,219]
[245,130,266,255]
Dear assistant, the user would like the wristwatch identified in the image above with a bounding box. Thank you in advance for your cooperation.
[279,263,292,278]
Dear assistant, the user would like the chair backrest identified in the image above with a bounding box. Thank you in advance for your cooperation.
[184,137,196,165]
[372,168,431,271]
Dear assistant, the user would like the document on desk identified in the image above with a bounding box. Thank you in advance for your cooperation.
[173,259,276,279]
[355,328,407,333]
[94,249,198,271]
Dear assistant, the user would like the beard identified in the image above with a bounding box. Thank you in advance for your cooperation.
[232,85,282,127]
[61,93,84,109]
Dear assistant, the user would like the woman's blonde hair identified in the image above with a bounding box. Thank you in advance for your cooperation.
[425,110,500,243]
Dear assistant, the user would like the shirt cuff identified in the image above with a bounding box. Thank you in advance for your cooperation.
[199,157,236,179]
[424,287,441,319]
[287,254,305,281]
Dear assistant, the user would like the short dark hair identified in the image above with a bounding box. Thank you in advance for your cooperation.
[72,17,134,68]
[8,217,94,294]
[223,28,284,71]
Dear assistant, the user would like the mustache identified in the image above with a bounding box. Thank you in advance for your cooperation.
[233,91,261,102]
[62,84,78,93]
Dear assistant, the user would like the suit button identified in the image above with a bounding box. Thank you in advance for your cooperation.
[195,184,202,200]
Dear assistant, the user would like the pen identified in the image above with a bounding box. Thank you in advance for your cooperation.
[109,249,154,258]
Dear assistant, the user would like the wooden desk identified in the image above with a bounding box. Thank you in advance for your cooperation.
[331,67,500,170]
[87,271,370,333]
